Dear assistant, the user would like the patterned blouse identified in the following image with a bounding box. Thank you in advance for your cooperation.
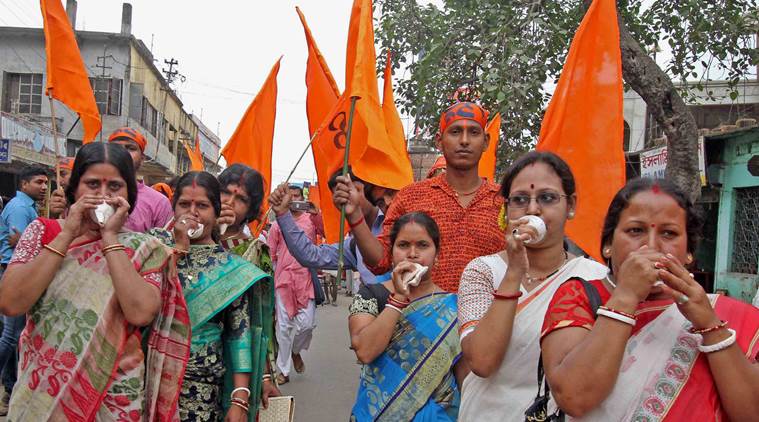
[368,174,505,293]
[349,284,391,317]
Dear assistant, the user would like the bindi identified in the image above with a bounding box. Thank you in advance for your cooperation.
[651,183,661,194]
[650,223,656,228]
[192,178,198,189]
[530,184,534,190]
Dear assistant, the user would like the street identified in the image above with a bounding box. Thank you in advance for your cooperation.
[278,293,361,421]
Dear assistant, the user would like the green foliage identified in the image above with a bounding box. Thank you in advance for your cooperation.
[376,0,759,170]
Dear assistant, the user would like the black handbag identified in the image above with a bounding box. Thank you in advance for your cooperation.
[524,279,601,422]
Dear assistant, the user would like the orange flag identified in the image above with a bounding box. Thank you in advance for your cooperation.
[222,58,281,228]
[184,136,205,171]
[536,0,625,262]
[298,6,346,243]
[41,0,101,143]
[479,113,501,181]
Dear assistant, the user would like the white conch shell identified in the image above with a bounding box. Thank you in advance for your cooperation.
[402,263,429,289]
[219,223,228,235]
[91,202,115,227]
[187,223,205,239]
[512,215,546,244]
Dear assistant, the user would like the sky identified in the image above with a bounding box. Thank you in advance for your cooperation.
[0,0,369,187]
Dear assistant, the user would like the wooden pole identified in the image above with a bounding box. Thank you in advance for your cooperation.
[336,96,359,289]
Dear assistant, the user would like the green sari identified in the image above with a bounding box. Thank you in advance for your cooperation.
[150,229,270,422]
[221,236,276,417]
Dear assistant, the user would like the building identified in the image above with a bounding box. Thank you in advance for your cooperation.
[0,1,219,196]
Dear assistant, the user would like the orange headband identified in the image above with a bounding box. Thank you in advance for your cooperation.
[108,127,147,152]
[57,157,74,171]
[439,102,489,134]
[151,182,173,201]
[426,156,446,178]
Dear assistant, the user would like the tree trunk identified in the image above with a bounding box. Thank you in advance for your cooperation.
[617,19,701,202]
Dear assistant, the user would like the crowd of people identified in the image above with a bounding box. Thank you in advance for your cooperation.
[0,100,755,421]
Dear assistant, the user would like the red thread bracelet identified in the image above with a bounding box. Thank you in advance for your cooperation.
[493,291,523,300]
[349,214,365,229]
[689,320,728,335]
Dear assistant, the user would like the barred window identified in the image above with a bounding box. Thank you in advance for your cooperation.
[89,78,122,116]
[2,73,43,114]
[730,186,759,274]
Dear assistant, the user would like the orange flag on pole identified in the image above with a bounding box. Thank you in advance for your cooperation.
[41,0,101,143]
[184,135,205,171]
[536,0,625,262]
[298,6,345,243]
[221,57,281,227]
[479,113,501,181]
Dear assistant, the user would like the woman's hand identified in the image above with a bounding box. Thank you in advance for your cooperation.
[391,260,419,299]
[224,404,247,422]
[62,194,102,239]
[501,218,534,288]
[218,199,236,227]
[173,213,200,251]
[101,196,130,236]
[610,245,664,307]
[261,378,281,409]
[657,254,719,329]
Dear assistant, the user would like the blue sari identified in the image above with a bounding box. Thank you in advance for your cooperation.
[352,293,461,421]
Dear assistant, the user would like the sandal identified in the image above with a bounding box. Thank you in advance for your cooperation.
[276,373,289,385]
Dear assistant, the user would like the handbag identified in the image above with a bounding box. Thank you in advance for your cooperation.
[258,396,295,422]
[524,278,601,422]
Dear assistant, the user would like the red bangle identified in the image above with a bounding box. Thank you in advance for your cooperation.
[493,291,523,300]
[388,294,410,308]
[348,214,365,229]
[598,306,636,320]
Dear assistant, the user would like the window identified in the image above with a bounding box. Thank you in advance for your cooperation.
[140,97,158,137]
[730,186,759,274]
[89,78,122,116]
[2,73,43,114]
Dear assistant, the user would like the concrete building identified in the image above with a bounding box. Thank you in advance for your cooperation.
[0,1,219,196]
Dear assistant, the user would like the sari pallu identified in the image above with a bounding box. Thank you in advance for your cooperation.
[221,237,276,417]
[351,293,461,422]
[574,294,759,421]
[8,219,190,421]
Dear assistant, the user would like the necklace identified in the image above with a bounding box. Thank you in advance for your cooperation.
[453,180,483,197]
[525,250,569,285]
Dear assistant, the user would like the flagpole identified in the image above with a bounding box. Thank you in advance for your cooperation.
[283,131,317,185]
[336,96,359,290]
[48,95,62,218]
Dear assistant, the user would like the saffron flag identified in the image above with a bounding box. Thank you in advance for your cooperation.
[41,0,101,143]
[298,6,345,243]
[480,113,501,181]
[222,57,280,228]
[536,0,625,262]
[184,136,205,171]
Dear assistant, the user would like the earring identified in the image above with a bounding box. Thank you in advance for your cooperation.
[568,211,575,219]
[686,253,693,264]
[603,248,611,257]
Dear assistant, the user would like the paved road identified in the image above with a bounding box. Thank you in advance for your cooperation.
[278,293,361,421]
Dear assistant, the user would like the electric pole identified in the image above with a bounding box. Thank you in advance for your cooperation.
[163,58,179,85]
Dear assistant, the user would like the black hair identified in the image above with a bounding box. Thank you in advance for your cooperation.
[18,166,48,186]
[167,176,180,190]
[173,171,222,217]
[600,178,704,257]
[288,184,304,198]
[218,164,265,224]
[499,151,576,199]
[389,212,441,251]
[66,143,138,213]
[327,165,377,205]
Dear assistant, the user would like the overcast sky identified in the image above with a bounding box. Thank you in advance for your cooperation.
[0,0,375,187]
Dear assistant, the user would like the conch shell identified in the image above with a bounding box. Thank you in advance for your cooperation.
[512,215,546,244]
[91,202,115,227]
[187,224,205,239]
[402,263,429,289]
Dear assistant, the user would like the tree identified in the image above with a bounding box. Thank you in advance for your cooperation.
[376,0,759,201]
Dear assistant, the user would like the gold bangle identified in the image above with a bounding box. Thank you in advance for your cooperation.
[42,244,66,258]
[102,243,125,252]
[103,247,125,255]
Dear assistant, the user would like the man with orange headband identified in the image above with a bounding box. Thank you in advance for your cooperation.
[45,157,75,219]
[333,101,505,292]
[108,127,173,232]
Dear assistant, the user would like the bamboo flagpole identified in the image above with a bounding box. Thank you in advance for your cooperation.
[336,96,359,288]
[47,95,62,218]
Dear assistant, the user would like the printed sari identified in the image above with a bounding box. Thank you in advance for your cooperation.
[542,280,759,421]
[149,229,271,422]
[351,293,461,422]
[7,218,190,421]
[221,236,276,417]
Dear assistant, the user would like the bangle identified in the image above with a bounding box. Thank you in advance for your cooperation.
[174,248,189,255]
[387,295,410,309]
[597,308,636,327]
[384,303,404,315]
[42,244,66,258]
[102,243,126,253]
[262,374,272,381]
[103,246,126,255]
[231,387,251,398]
[230,401,249,413]
[698,328,736,353]
[348,214,365,229]
[493,291,523,300]
[689,320,728,335]
[598,306,636,320]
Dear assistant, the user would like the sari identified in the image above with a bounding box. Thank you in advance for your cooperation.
[457,255,608,421]
[7,218,190,421]
[351,293,461,422]
[542,280,759,421]
[149,229,271,422]
[221,236,276,417]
